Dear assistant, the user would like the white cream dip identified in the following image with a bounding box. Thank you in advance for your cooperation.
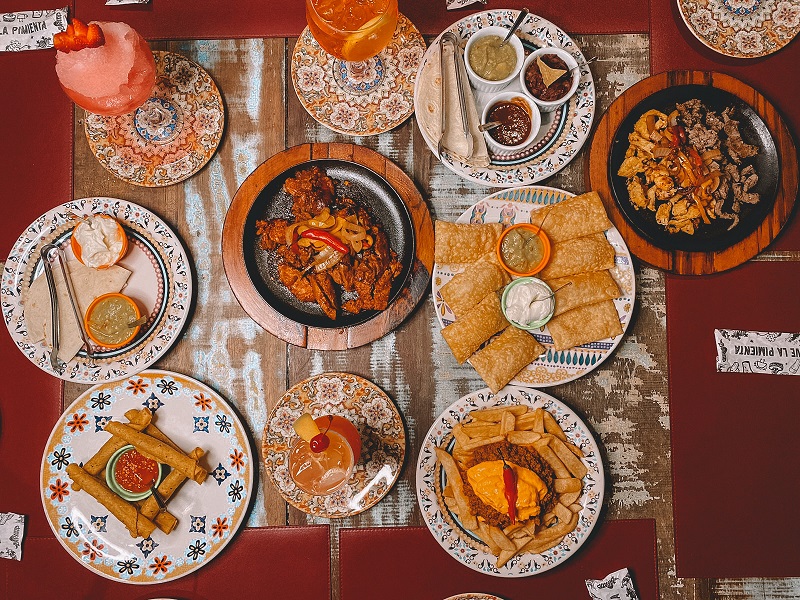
[73,216,124,268]
[504,279,554,326]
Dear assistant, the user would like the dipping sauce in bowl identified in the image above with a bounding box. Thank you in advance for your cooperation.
[70,214,128,269]
[501,277,555,330]
[525,54,571,101]
[487,98,531,146]
[105,444,163,501]
[468,35,518,81]
[496,223,551,277]
[84,292,141,349]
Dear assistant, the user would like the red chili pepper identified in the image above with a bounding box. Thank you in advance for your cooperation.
[300,229,350,255]
[688,146,704,169]
[667,125,687,147]
[290,228,300,254]
[500,454,517,524]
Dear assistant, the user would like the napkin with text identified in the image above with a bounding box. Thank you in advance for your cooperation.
[715,329,800,375]
[0,8,67,51]
[447,0,488,8]
[586,567,639,599]
[0,513,25,560]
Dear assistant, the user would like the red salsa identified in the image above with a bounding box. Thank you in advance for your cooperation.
[487,99,532,146]
[524,53,572,102]
[114,448,159,493]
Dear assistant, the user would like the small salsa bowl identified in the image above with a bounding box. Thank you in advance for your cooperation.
[480,92,541,154]
[519,47,580,113]
[464,26,525,92]
[84,292,142,349]
[501,276,555,330]
[496,223,551,277]
[70,214,128,269]
[105,444,163,502]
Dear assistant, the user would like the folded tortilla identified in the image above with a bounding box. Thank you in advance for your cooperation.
[470,326,545,394]
[535,191,613,244]
[67,463,156,539]
[441,292,508,363]
[105,421,208,484]
[547,300,623,351]
[545,271,621,317]
[23,260,131,362]
[435,221,504,265]
[440,258,510,319]
[537,233,616,280]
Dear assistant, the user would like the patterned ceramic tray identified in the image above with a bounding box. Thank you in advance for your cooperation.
[262,373,405,518]
[414,10,595,187]
[1,198,192,383]
[416,387,605,577]
[432,188,635,387]
[85,51,224,187]
[40,370,254,584]
[677,0,800,58]
[292,14,425,136]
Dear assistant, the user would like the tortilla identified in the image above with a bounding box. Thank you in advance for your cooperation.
[535,192,613,244]
[537,233,615,280]
[545,271,621,317]
[435,221,504,265]
[440,257,510,319]
[470,326,545,393]
[547,300,623,351]
[441,292,508,363]
[23,260,131,361]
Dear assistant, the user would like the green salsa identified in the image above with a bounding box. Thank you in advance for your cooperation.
[500,228,544,272]
[87,295,138,346]
[468,35,518,81]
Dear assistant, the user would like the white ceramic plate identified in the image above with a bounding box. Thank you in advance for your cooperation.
[414,10,595,187]
[40,370,254,584]
[1,198,192,382]
[432,187,636,387]
[416,387,605,577]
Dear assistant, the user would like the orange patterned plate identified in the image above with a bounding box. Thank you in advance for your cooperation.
[85,51,224,187]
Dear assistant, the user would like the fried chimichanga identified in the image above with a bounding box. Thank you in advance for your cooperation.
[83,409,153,476]
[537,233,616,280]
[469,326,545,393]
[535,191,612,244]
[441,292,508,363]
[434,221,503,265]
[547,300,623,351]
[544,271,621,317]
[440,257,510,319]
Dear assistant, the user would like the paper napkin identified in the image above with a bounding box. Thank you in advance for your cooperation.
[715,329,800,375]
[447,0,488,9]
[586,567,639,600]
[0,513,25,560]
[0,7,67,52]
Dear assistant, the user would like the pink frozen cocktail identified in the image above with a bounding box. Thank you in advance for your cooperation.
[55,20,156,116]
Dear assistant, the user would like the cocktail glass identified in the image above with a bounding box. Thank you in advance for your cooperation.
[305,0,399,62]
[55,21,156,116]
[289,415,362,496]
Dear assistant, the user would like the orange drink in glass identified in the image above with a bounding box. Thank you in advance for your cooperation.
[55,21,156,116]
[306,0,399,62]
[290,415,362,496]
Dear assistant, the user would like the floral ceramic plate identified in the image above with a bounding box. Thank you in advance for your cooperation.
[292,14,425,136]
[432,188,635,387]
[414,10,595,187]
[677,0,800,58]
[1,198,192,383]
[416,387,605,577]
[40,370,254,584]
[85,51,224,187]
[262,372,405,518]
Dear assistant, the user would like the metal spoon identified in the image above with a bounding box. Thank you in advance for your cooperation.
[499,8,529,47]
[40,244,66,374]
[478,121,501,132]
[149,484,168,513]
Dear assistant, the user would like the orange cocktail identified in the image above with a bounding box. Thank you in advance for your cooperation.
[306,0,399,62]
[290,415,362,496]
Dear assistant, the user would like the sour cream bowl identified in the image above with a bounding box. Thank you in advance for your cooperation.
[501,276,555,331]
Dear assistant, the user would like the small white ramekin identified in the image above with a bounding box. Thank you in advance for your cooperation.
[519,47,580,113]
[480,92,541,154]
[463,26,525,92]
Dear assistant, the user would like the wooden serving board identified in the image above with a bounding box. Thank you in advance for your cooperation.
[584,70,798,275]
[222,143,434,350]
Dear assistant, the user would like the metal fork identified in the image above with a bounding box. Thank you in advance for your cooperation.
[40,244,66,374]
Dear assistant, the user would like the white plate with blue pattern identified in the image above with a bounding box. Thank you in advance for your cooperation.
[432,187,636,387]
[40,370,254,584]
[416,387,604,577]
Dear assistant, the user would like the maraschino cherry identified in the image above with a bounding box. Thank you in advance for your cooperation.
[309,416,334,452]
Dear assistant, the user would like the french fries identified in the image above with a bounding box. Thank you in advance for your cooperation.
[435,404,588,569]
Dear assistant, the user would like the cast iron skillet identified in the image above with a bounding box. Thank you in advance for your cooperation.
[608,84,779,253]
[242,159,415,329]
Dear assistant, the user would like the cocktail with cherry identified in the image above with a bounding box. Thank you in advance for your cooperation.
[290,413,362,495]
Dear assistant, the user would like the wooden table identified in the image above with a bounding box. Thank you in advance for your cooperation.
[50,35,797,600]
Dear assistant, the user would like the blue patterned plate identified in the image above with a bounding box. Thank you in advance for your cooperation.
[40,370,254,584]
[432,187,636,387]
[416,387,605,577]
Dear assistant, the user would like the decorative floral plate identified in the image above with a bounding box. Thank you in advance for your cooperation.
[292,14,425,136]
[262,373,405,518]
[432,188,635,387]
[677,0,800,58]
[1,197,192,383]
[40,370,254,584]
[85,51,224,187]
[414,10,595,187]
[416,387,605,577]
